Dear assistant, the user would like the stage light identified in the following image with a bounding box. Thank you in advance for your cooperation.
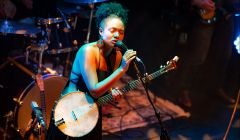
[234,35,240,54]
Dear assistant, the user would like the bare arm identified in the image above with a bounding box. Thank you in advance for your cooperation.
[73,44,136,98]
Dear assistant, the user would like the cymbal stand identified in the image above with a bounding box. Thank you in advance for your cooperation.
[24,113,45,140]
[37,41,47,73]
[26,39,48,73]
[63,49,72,77]
[25,45,32,65]
[85,3,95,44]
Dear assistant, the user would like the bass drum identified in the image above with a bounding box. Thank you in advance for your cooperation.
[0,56,67,139]
[15,74,67,138]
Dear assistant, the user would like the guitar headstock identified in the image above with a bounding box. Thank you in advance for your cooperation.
[160,56,179,73]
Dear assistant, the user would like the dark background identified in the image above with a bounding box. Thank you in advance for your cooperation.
[1,0,240,139]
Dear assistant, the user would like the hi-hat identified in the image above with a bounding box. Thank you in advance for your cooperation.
[0,20,41,37]
[64,0,108,4]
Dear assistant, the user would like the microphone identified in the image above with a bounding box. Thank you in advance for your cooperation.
[115,40,147,76]
[115,41,143,63]
[115,41,128,51]
[31,101,46,128]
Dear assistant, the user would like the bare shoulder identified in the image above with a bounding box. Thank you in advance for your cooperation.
[78,42,98,54]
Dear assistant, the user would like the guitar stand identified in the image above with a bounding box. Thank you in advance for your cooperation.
[24,117,37,139]
[24,36,48,140]
[24,114,45,140]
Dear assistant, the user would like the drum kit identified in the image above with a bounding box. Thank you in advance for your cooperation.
[0,0,108,139]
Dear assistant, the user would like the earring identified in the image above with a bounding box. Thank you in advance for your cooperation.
[97,38,104,48]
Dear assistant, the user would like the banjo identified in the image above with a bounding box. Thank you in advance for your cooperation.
[53,56,179,137]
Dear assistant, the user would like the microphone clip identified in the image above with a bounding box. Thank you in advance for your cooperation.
[143,73,150,85]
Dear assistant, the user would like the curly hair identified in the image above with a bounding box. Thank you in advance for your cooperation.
[95,2,128,29]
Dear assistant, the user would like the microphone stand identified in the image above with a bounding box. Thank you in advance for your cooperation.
[116,41,170,139]
[132,60,171,140]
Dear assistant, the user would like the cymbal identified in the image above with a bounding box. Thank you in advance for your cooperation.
[64,0,109,4]
[58,5,96,19]
[0,20,41,37]
[37,17,64,25]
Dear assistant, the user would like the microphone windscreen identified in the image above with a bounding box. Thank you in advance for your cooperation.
[115,41,128,51]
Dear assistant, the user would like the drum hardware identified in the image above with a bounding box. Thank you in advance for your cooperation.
[62,39,78,77]
[22,101,47,140]
[25,37,50,75]
[12,73,67,139]
[19,102,47,140]
[39,18,65,49]
[0,55,67,139]
[35,15,78,76]
[27,40,49,52]
[63,0,109,42]
[13,98,23,106]
[25,39,48,65]
[26,55,58,75]
[23,117,38,139]
[64,0,109,4]
[73,15,78,30]
[36,16,77,55]
[85,3,94,44]
[7,57,35,78]
[0,19,41,37]
[0,60,11,70]
[63,48,73,77]
[57,8,71,31]
[36,42,46,74]
[46,45,78,54]
[29,40,48,140]
[26,46,31,65]
[2,111,13,140]
[60,0,106,44]
[5,37,52,139]
[37,18,64,25]
[25,44,58,75]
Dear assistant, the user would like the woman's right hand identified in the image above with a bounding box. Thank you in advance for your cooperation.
[192,0,215,11]
[120,49,136,72]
